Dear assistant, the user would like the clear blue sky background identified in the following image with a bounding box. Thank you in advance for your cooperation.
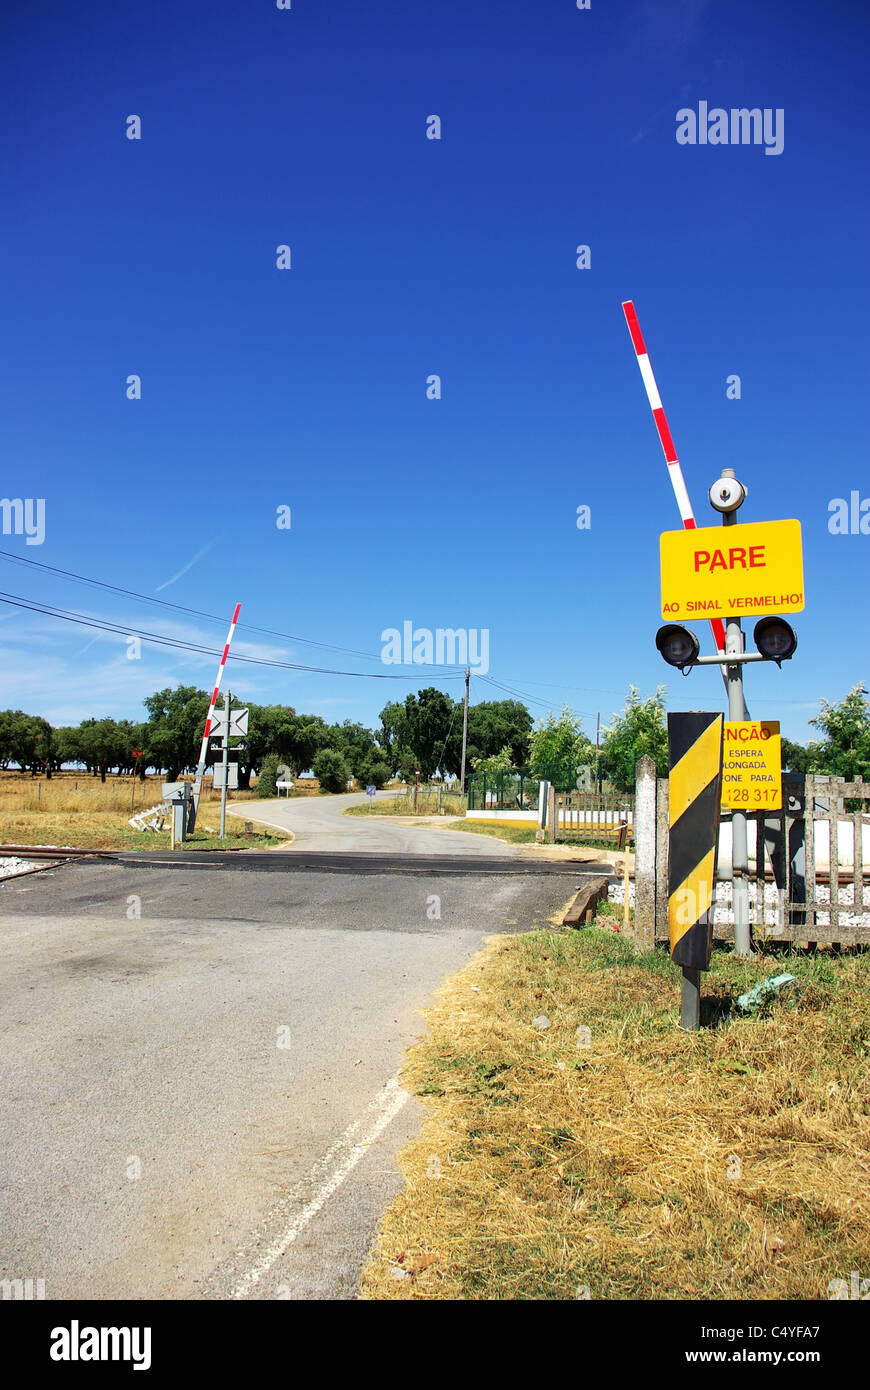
[1,0,867,742]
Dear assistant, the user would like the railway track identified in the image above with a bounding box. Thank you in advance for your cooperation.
[0,844,114,860]
[0,844,866,888]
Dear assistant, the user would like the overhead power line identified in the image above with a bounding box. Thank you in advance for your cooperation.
[0,591,467,682]
[0,547,465,672]
[478,673,594,717]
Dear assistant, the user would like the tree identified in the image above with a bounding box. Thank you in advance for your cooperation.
[313,748,350,793]
[52,726,84,771]
[233,703,296,789]
[327,721,380,781]
[780,737,813,774]
[0,710,54,775]
[809,684,870,780]
[143,686,210,781]
[77,717,130,782]
[398,688,455,781]
[357,758,391,789]
[377,701,405,767]
[465,700,532,770]
[471,744,515,778]
[529,706,595,791]
[600,687,668,792]
[280,714,329,775]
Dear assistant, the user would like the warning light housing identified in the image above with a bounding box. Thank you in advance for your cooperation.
[655,624,700,671]
[753,617,797,665]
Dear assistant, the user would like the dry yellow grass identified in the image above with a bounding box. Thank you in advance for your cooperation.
[360,917,870,1301]
[0,773,287,850]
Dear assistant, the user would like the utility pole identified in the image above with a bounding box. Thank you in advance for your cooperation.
[219,690,231,840]
[459,665,470,794]
[595,712,600,793]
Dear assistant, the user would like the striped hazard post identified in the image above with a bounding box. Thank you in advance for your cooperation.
[667,711,724,1030]
[189,601,241,830]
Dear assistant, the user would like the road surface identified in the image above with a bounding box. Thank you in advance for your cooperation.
[226,789,515,855]
[0,842,609,1300]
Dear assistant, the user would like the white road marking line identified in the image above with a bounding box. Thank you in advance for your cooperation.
[229,1077,410,1299]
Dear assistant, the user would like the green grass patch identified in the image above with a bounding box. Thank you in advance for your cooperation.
[345,790,466,818]
[445,820,540,843]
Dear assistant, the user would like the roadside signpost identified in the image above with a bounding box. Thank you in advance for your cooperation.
[209,692,249,838]
[626,305,804,983]
[655,468,802,972]
[366,784,376,809]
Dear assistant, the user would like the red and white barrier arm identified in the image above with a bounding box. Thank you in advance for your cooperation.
[189,601,241,824]
[621,300,727,655]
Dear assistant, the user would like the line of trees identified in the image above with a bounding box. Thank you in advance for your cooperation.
[2,683,864,794]
[0,688,535,790]
[475,684,870,794]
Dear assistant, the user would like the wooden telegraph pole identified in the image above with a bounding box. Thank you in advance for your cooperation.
[595,712,600,793]
[459,666,470,794]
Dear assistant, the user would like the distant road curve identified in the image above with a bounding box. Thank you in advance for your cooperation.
[226,790,515,856]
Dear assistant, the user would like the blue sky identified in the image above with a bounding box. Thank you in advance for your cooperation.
[1,0,867,742]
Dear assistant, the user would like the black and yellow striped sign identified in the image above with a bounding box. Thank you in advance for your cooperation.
[668,712,724,971]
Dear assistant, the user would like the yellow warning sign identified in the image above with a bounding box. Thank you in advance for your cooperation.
[721,720,782,810]
[660,519,804,621]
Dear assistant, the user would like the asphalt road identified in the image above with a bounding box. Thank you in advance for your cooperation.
[0,848,609,1301]
[225,788,516,855]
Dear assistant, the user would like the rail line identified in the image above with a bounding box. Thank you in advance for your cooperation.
[0,844,114,860]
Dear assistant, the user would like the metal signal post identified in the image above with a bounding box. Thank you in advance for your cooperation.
[656,470,801,960]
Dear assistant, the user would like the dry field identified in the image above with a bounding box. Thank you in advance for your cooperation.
[0,772,291,850]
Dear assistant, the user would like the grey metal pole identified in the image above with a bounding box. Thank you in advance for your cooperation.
[680,965,701,1030]
[725,618,752,955]
[219,690,230,839]
[722,491,752,957]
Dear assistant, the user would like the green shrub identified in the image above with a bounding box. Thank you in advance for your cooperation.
[313,748,350,793]
[359,760,391,789]
[256,754,280,798]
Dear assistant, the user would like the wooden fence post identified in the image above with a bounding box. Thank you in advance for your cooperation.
[547,783,557,844]
[634,756,657,950]
[656,775,670,946]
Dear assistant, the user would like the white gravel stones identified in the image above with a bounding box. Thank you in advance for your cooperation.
[0,856,33,880]
[608,878,869,928]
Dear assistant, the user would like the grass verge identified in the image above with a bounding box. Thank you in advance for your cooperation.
[0,809,290,851]
[447,820,621,851]
[346,790,465,818]
[360,916,870,1300]
[444,819,540,844]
